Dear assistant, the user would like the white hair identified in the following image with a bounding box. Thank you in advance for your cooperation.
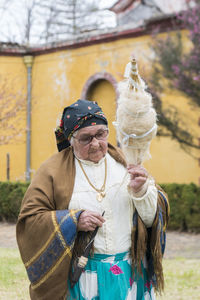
[69,130,78,146]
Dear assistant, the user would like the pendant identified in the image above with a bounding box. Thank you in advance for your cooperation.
[96,191,106,202]
[101,191,106,197]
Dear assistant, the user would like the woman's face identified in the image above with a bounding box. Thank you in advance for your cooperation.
[71,125,108,163]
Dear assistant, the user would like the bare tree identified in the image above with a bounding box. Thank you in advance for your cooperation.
[36,0,116,43]
[23,0,39,45]
[0,0,116,45]
[0,0,37,45]
[0,76,26,145]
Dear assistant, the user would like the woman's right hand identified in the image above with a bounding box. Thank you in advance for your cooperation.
[77,210,105,232]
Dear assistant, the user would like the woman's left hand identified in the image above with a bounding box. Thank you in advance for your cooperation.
[127,164,148,193]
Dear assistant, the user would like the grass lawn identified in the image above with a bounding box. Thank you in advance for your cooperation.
[0,248,200,300]
[0,248,29,300]
[157,258,200,300]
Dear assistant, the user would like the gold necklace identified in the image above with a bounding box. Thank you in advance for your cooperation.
[78,158,107,202]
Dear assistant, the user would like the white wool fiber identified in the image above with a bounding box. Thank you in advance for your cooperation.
[115,77,157,165]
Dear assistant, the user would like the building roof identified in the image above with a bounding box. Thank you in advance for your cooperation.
[0,42,27,56]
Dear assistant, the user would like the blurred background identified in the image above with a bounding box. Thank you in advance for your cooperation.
[0,0,200,299]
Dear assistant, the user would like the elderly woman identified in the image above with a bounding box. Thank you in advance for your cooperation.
[17,99,169,300]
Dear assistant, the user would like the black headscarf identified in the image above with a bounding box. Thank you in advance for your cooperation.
[55,99,108,152]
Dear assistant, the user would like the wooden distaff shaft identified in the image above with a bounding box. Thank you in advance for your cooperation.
[128,58,140,91]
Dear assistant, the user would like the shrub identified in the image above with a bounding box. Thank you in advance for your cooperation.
[0,182,199,232]
[160,183,200,232]
[0,182,29,222]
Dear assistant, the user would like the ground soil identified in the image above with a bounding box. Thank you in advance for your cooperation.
[0,222,200,259]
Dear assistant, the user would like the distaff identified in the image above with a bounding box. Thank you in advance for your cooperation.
[114,56,157,165]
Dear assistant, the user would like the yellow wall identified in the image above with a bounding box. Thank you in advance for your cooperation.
[0,30,199,184]
[0,56,27,181]
[144,82,199,184]
[87,79,117,145]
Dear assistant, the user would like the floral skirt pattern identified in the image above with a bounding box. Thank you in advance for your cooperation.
[67,252,155,300]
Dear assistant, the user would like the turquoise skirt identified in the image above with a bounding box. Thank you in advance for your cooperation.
[67,252,155,300]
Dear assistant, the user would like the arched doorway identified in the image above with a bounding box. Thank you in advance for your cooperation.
[81,73,118,145]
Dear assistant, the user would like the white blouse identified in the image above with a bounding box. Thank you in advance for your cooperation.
[68,153,157,254]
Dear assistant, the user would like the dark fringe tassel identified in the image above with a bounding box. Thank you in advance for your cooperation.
[150,213,164,293]
[130,213,147,276]
[130,188,169,294]
[130,218,137,276]
[136,217,148,275]
[150,190,169,293]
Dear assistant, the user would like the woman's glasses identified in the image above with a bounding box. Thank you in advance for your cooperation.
[73,129,109,145]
